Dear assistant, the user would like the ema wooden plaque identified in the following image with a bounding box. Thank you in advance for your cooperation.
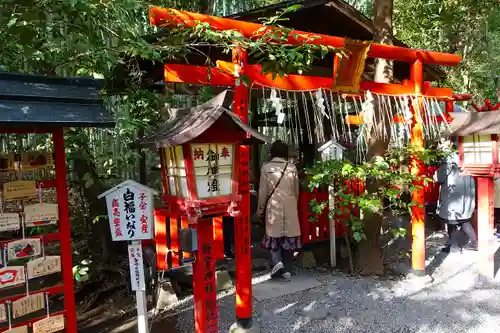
[12,293,45,318]
[0,266,25,289]
[7,239,42,261]
[22,151,53,171]
[5,325,28,333]
[0,213,20,232]
[0,303,6,323]
[3,181,37,201]
[33,314,65,333]
[24,204,59,227]
[27,256,61,279]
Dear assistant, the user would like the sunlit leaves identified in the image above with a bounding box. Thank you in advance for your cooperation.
[307,146,445,243]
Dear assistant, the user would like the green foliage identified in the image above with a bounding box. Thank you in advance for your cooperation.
[73,259,92,284]
[394,0,500,101]
[154,5,344,78]
[307,146,444,242]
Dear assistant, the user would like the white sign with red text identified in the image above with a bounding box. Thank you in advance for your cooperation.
[98,180,158,242]
[128,243,146,291]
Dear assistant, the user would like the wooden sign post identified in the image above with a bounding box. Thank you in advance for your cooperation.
[98,180,158,333]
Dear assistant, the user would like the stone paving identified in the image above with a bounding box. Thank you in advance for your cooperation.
[156,231,500,333]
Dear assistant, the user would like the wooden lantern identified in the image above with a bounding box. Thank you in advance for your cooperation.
[447,111,500,176]
[138,90,268,220]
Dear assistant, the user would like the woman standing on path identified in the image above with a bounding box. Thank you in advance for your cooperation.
[435,138,477,252]
[257,140,301,281]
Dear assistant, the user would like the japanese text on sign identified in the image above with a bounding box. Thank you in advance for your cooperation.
[102,181,155,241]
[123,188,136,238]
[128,244,146,291]
[191,144,234,199]
[202,243,217,333]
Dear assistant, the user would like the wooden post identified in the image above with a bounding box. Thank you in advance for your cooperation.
[192,218,218,333]
[409,60,426,275]
[52,128,78,333]
[476,177,495,280]
[231,47,258,333]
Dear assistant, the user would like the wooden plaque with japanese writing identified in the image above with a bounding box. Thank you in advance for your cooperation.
[24,204,59,227]
[3,181,37,201]
[7,239,42,261]
[5,325,28,333]
[22,151,53,171]
[33,314,65,333]
[0,213,20,232]
[0,266,25,289]
[0,303,7,323]
[0,153,15,172]
[12,293,45,318]
[27,256,61,279]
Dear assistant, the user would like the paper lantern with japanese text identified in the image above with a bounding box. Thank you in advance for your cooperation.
[447,111,500,177]
[137,90,268,219]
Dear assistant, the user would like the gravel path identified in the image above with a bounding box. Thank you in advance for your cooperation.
[156,232,500,333]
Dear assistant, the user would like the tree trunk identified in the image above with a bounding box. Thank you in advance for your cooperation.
[355,0,394,275]
[199,0,216,14]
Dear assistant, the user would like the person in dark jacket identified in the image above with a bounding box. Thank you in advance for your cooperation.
[434,138,477,252]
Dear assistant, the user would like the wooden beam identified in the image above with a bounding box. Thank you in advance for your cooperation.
[345,114,450,125]
[164,63,454,98]
[150,7,461,66]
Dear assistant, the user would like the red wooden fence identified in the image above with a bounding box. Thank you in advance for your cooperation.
[299,180,364,245]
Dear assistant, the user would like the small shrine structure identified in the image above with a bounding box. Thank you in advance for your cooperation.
[0,72,114,333]
[446,100,500,280]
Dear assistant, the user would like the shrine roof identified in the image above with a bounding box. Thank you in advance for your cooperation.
[138,90,269,147]
[0,72,114,127]
[446,111,500,136]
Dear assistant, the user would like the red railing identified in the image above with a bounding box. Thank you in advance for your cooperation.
[154,209,225,270]
[299,179,364,245]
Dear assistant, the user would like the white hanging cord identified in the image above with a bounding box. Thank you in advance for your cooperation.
[329,92,340,142]
[37,182,43,204]
[336,94,347,141]
[293,92,303,144]
[301,91,313,143]
[2,246,6,267]
[7,301,12,330]
[25,270,29,296]
[45,292,50,317]
[324,90,337,142]
[21,204,26,239]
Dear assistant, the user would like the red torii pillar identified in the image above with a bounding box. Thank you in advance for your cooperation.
[470,100,497,280]
[230,47,258,333]
[409,60,426,275]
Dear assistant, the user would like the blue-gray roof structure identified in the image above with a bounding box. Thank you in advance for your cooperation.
[0,72,114,127]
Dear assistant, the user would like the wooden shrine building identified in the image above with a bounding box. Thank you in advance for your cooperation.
[0,72,113,333]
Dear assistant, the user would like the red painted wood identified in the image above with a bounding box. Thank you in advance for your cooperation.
[232,47,253,323]
[410,60,426,274]
[154,210,168,270]
[192,218,218,333]
[170,217,179,268]
[0,284,64,305]
[0,126,57,134]
[0,233,60,246]
[150,7,461,66]
[52,128,77,333]
[164,63,454,98]
[212,216,224,260]
[183,144,198,201]
[0,310,66,333]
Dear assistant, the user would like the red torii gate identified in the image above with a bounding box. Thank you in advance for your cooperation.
[149,6,463,333]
